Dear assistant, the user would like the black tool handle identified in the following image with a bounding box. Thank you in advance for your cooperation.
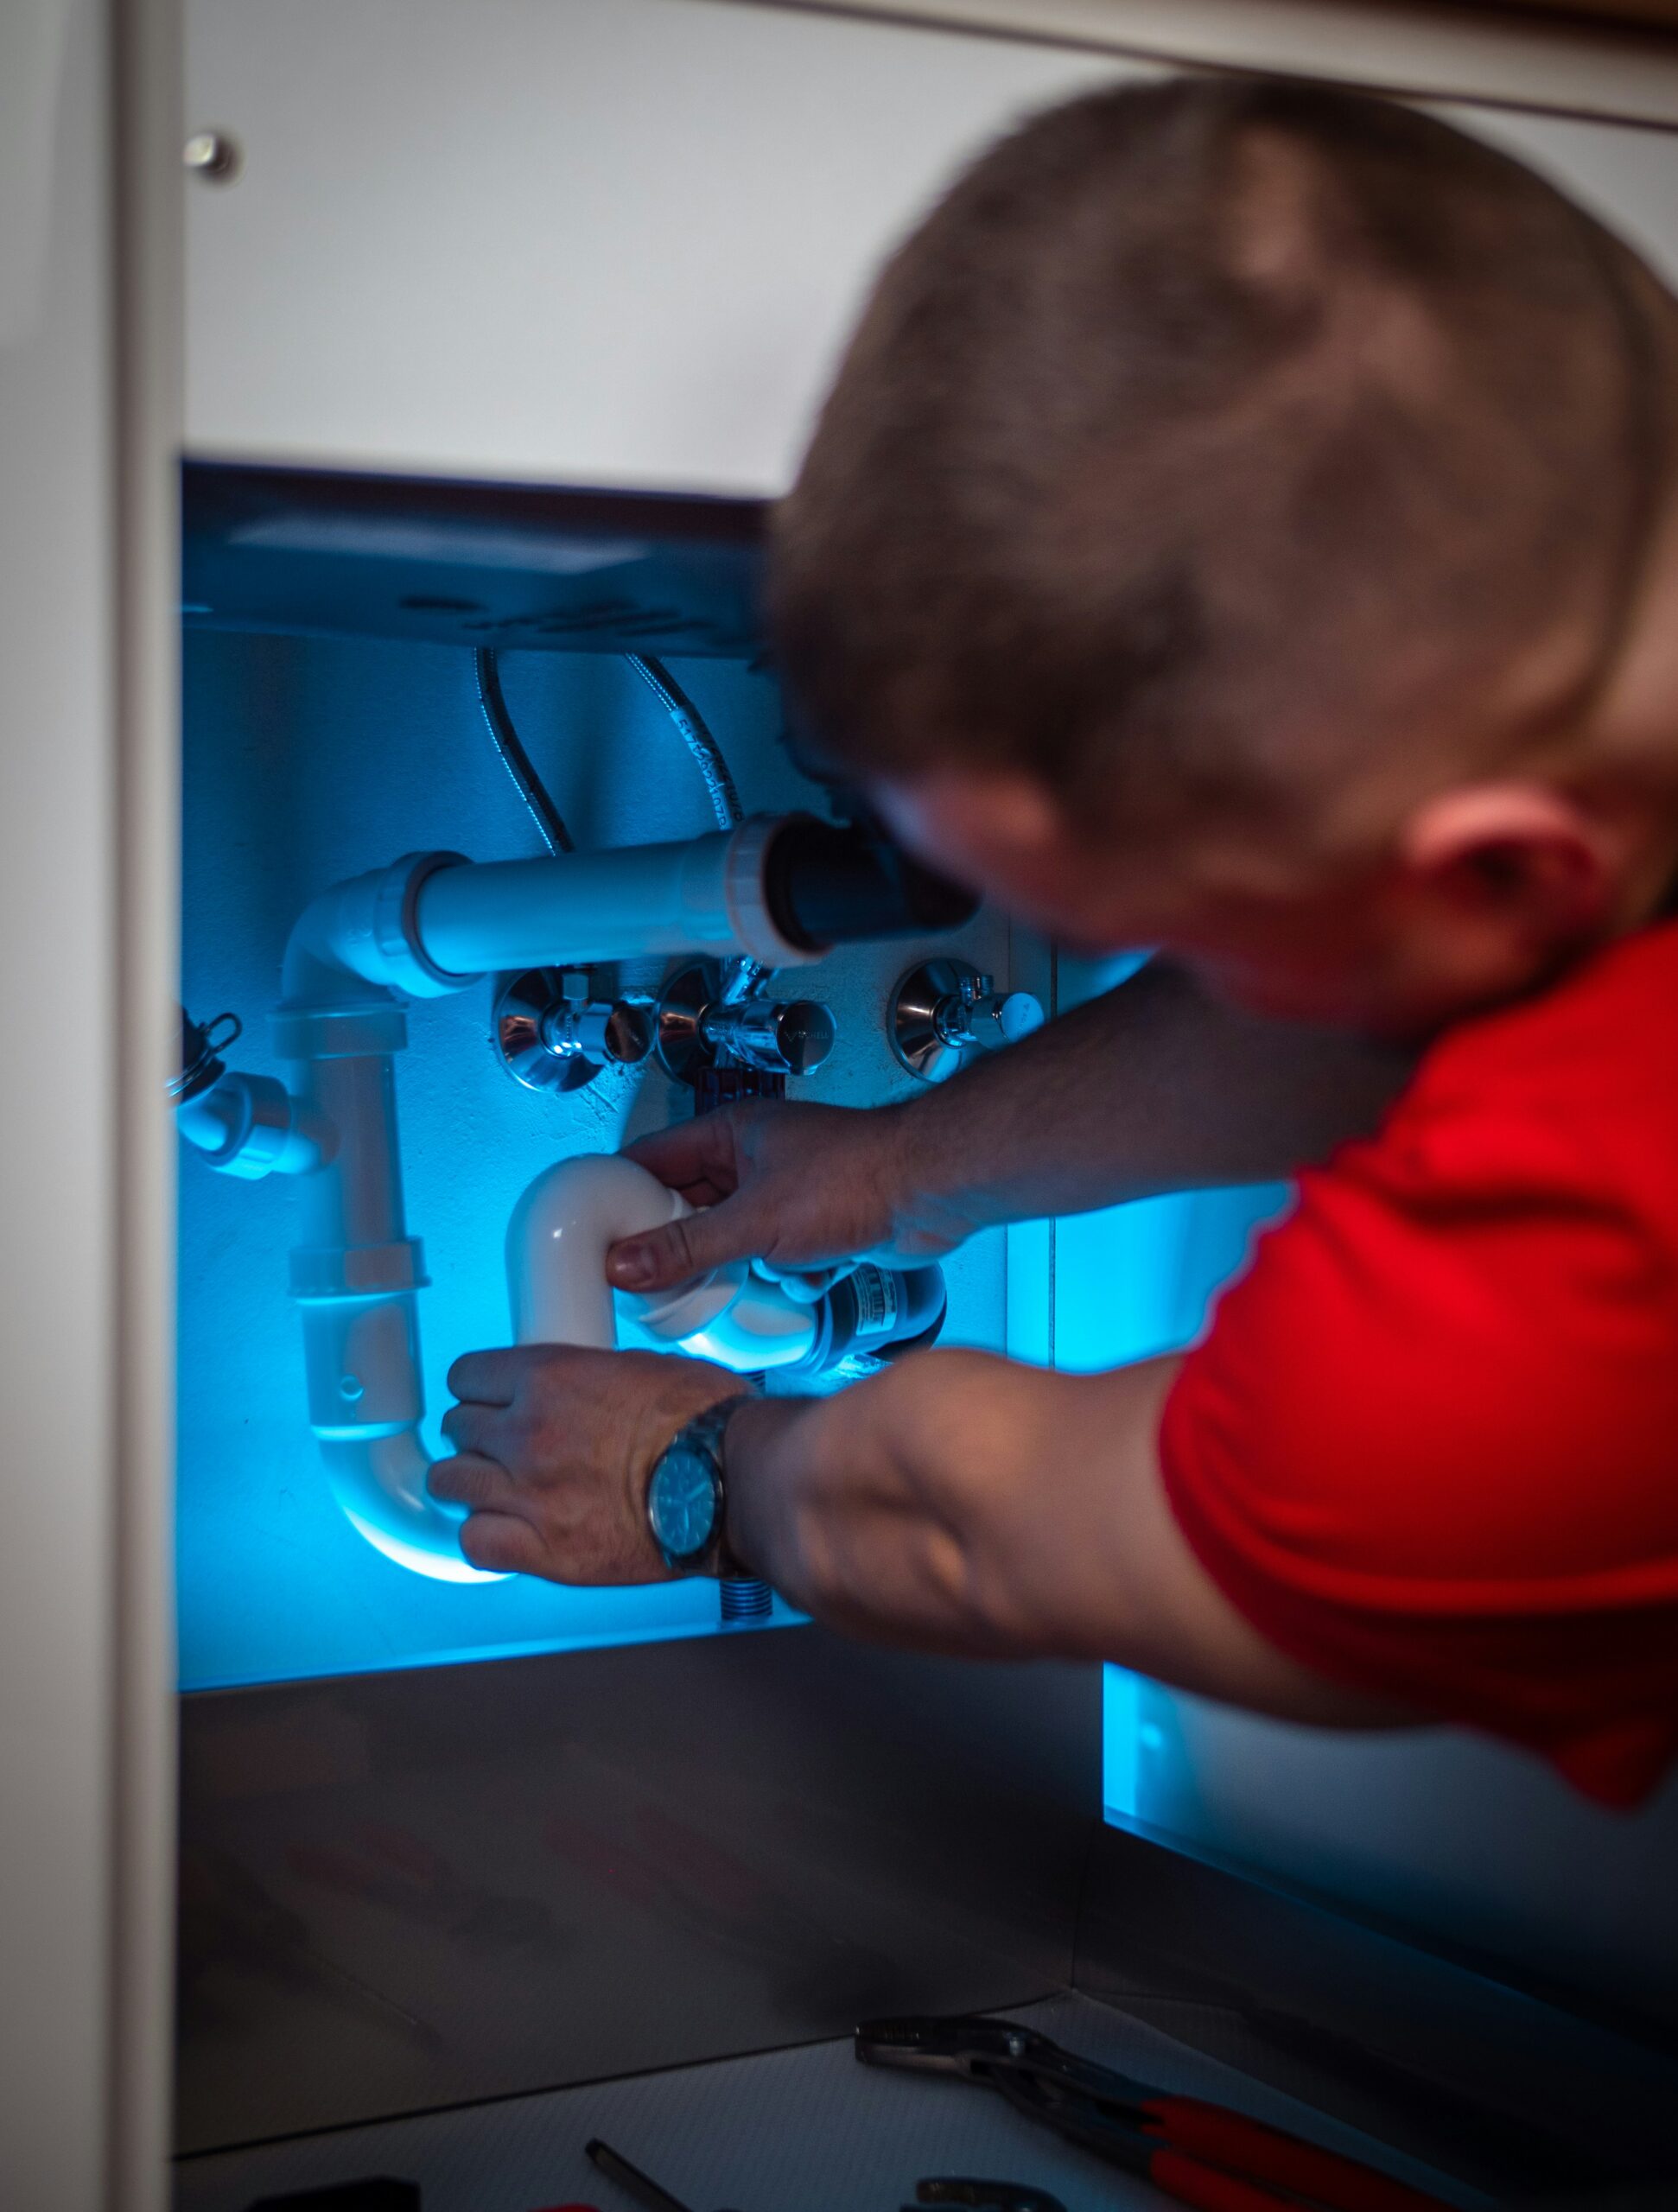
[584,2139,696,2212]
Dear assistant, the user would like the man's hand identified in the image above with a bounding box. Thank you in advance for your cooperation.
[431,1345,742,1582]
[606,964,1412,1299]
[607,1099,975,1296]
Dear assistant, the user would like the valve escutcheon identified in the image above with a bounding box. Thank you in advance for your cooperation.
[889,958,1044,1084]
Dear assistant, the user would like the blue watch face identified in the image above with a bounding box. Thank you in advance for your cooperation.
[649,1443,720,1563]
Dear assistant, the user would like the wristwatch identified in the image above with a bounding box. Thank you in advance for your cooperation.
[646,1395,752,1576]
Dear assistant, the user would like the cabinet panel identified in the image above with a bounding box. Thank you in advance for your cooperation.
[187,0,1678,493]
[185,0,1128,489]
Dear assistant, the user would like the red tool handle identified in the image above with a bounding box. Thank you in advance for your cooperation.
[1145,2097,1451,2212]
[1151,2146,1317,2212]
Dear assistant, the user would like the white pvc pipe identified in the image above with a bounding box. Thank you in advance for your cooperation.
[414,817,814,980]
[318,1430,480,1585]
[175,1065,323,1179]
[277,988,499,1584]
[507,1153,817,1369]
[674,1273,821,1370]
[506,1153,719,1347]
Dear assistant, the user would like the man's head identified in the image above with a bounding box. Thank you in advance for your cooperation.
[770,78,1678,1034]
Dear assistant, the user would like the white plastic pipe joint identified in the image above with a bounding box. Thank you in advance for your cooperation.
[506,1153,817,1370]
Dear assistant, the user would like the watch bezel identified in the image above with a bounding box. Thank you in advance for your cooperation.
[645,1396,748,1574]
[647,1441,724,1570]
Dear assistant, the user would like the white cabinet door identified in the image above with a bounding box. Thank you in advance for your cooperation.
[184,0,1131,489]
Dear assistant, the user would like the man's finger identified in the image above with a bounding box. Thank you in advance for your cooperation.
[428,1452,518,1514]
[623,1115,739,1206]
[608,1195,764,1294]
[438,1402,508,1460]
[447,1347,523,1404]
[459,1511,545,1578]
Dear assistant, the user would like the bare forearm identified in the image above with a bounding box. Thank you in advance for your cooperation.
[895,957,1413,1236]
[726,1351,1194,1671]
[724,1351,1412,1726]
[726,1352,1115,1658]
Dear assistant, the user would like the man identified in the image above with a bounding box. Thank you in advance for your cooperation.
[433,79,1678,1804]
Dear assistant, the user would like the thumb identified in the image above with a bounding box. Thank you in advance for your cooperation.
[607,1198,760,1294]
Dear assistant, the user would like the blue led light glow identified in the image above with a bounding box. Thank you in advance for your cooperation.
[175,638,808,1689]
[1058,1179,1291,1830]
[1042,957,1293,1832]
[178,632,1009,1688]
[1076,1183,1292,1828]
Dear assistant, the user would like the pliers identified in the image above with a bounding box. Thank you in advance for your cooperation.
[856,2015,1453,2212]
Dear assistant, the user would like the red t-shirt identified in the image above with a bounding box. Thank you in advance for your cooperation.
[1160,918,1678,1805]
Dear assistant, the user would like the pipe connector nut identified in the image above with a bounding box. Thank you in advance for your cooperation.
[719,817,823,969]
[365,851,478,998]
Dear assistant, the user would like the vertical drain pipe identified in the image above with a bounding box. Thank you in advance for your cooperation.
[272,855,497,1581]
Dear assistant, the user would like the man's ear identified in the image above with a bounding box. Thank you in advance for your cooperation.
[1396,784,1615,942]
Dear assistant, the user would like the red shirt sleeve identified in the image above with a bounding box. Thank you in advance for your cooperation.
[1159,928,1678,1806]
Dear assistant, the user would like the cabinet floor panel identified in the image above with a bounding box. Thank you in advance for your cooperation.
[173,1989,1470,2212]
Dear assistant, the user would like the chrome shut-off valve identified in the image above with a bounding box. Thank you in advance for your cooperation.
[656,959,836,1084]
[493,969,655,1093]
[889,958,1045,1084]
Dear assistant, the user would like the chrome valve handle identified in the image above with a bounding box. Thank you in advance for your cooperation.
[493,968,654,1094]
[656,959,836,1083]
[889,958,1045,1084]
